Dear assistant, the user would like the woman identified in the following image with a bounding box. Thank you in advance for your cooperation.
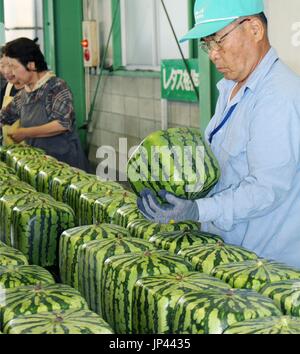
[0,37,90,171]
[0,51,24,145]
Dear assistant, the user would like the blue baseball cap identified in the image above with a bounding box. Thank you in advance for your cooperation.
[180,0,265,43]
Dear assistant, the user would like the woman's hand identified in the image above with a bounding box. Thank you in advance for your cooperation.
[8,127,27,143]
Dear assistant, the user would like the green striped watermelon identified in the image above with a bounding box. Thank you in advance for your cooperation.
[11,195,75,267]
[15,155,55,181]
[0,246,28,266]
[4,309,114,334]
[36,161,75,194]
[78,193,104,226]
[1,284,89,327]
[50,172,97,202]
[127,127,220,201]
[223,316,300,334]
[20,155,58,188]
[59,224,131,288]
[77,236,156,316]
[9,153,46,174]
[0,265,55,290]
[127,219,201,241]
[65,180,123,220]
[179,241,257,274]
[0,193,53,247]
[211,259,300,292]
[112,204,144,228]
[0,145,12,162]
[0,163,17,176]
[0,174,20,184]
[14,156,34,178]
[172,288,281,334]
[0,144,27,162]
[132,272,231,334]
[102,250,193,333]
[0,180,35,198]
[93,190,137,224]
[260,279,300,316]
[149,230,223,255]
[5,146,45,168]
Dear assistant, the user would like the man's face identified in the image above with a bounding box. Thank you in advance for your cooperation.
[205,18,259,82]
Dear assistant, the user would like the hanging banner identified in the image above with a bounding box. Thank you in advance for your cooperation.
[161,59,199,102]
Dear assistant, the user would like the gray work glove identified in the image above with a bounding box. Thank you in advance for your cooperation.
[137,189,199,224]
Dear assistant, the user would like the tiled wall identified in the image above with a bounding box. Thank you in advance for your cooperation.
[88,73,200,173]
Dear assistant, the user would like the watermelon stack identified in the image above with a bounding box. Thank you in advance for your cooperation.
[113,204,144,228]
[127,127,220,201]
[50,172,96,203]
[11,194,75,266]
[59,224,131,288]
[0,283,89,328]
[179,241,257,274]
[0,182,37,245]
[20,155,58,188]
[0,145,17,162]
[102,250,193,333]
[4,309,114,334]
[0,193,45,247]
[132,272,231,334]
[77,236,156,316]
[223,316,300,334]
[78,193,102,226]
[0,180,35,199]
[5,146,45,169]
[0,174,19,184]
[211,259,300,292]
[149,230,223,255]
[36,161,76,194]
[65,180,123,220]
[0,162,18,178]
[93,190,137,224]
[0,245,28,267]
[172,288,281,334]
[0,265,55,290]
[260,279,300,316]
[127,219,201,241]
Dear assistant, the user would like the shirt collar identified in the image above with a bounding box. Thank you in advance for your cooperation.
[25,71,56,93]
[217,47,279,95]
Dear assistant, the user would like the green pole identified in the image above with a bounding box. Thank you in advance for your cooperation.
[53,0,86,148]
[0,0,5,45]
[188,0,197,58]
[112,0,122,69]
[43,0,56,72]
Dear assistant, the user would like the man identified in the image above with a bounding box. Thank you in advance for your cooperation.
[138,0,300,268]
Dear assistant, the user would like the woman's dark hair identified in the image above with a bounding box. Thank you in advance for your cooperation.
[3,37,48,72]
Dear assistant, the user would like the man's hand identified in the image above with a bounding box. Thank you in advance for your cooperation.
[137,189,199,224]
[8,127,27,143]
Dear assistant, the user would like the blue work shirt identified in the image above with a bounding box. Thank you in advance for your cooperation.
[197,47,300,268]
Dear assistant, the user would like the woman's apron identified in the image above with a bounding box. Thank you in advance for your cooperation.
[20,83,90,171]
[1,83,22,146]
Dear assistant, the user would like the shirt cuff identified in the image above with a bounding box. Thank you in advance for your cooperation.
[195,197,221,223]
[195,193,234,232]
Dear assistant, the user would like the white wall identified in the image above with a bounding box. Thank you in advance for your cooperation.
[265,0,300,75]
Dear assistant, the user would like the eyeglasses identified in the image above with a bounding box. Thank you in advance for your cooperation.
[199,18,250,53]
